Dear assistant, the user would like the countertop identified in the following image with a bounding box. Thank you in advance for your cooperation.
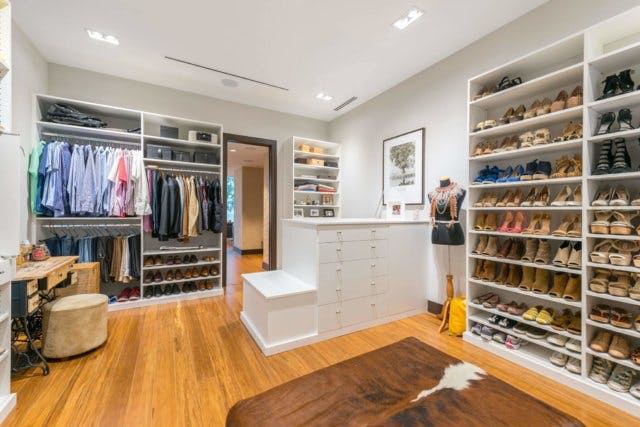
[283,218,429,226]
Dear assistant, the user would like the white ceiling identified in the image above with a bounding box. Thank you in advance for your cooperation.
[14,0,547,121]
[227,142,267,170]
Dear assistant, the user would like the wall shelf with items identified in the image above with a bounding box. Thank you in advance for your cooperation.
[285,137,341,218]
[466,7,640,416]
[32,93,225,312]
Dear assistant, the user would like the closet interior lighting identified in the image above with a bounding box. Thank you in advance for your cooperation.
[85,29,119,45]
[392,8,423,30]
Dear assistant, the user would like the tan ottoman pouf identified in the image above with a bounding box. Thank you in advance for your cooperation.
[42,294,108,359]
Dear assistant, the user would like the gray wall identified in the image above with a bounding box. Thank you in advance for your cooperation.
[12,23,48,241]
[328,0,640,302]
[45,64,330,266]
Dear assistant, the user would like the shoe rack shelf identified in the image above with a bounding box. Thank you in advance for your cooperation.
[466,7,640,416]
[32,94,226,312]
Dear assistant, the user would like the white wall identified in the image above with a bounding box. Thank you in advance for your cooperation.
[328,0,640,304]
[47,63,329,266]
[12,23,48,241]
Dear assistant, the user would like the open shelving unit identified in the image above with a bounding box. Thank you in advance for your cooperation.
[284,136,341,218]
[32,94,225,311]
[466,7,640,416]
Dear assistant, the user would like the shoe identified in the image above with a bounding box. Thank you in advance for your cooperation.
[565,357,581,374]
[520,188,537,207]
[505,335,524,349]
[567,243,582,269]
[552,215,576,236]
[481,261,497,282]
[505,264,522,287]
[521,238,539,262]
[496,167,513,183]
[567,312,581,335]
[129,288,140,301]
[513,323,530,334]
[480,326,496,341]
[520,131,535,148]
[165,270,175,281]
[536,213,552,235]
[518,266,535,291]
[200,267,210,277]
[551,308,572,331]
[173,255,183,265]
[593,139,613,174]
[533,161,552,180]
[153,285,163,298]
[143,287,153,299]
[610,185,630,206]
[154,256,163,266]
[595,114,616,136]
[535,307,554,325]
[472,260,484,279]
[609,334,631,359]
[590,239,613,264]
[183,255,190,264]
[550,90,568,113]
[192,268,200,278]
[472,235,488,254]
[567,85,583,108]
[533,128,550,145]
[598,74,620,100]
[537,97,552,116]
[552,241,571,267]
[592,187,612,206]
[618,69,636,94]
[532,269,551,294]
[610,210,636,235]
[526,327,547,339]
[166,256,174,265]
[495,190,513,207]
[144,257,154,267]
[610,138,632,173]
[143,272,154,284]
[550,351,568,367]
[566,339,581,353]
[551,185,572,206]
[184,269,192,279]
[521,160,538,180]
[547,333,569,347]
[497,211,514,232]
[495,238,512,258]
[618,108,634,131]
[609,272,632,297]
[532,186,549,206]
[506,239,524,260]
[189,255,198,263]
[548,272,569,297]
[505,189,523,206]
[589,304,611,323]
[563,274,581,301]
[117,288,131,302]
[506,165,524,182]
[175,270,184,280]
[484,213,497,231]
[153,272,163,283]
[510,211,526,233]
[608,365,637,392]
[496,263,510,285]
[589,357,614,384]
[534,239,550,264]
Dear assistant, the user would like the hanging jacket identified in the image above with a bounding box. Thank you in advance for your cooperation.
[208,178,223,233]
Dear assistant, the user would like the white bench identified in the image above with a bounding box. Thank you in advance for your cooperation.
[240,270,316,355]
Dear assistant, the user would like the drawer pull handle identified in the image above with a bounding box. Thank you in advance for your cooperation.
[336,267,342,272]
[371,264,376,268]
[336,287,341,292]
[336,248,342,252]
[371,245,376,249]
[336,309,341,314]
[370,282,375,286]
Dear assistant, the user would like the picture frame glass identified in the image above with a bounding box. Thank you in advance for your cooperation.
[383,128,424,205]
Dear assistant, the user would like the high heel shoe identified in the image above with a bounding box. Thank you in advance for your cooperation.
[523,214,541,234]
[506,189,523,207]
[593,140,612,175]
[537,97,552,116]
[618,108,634,131]
[483,192,499,207]
[567,154,582,177]
[484,213,497,231]
[533,186,550,207]
[474,192,488,207]
[497,211,514,232]
[474,214,486,230]
[552,215,575,236]
[511,104,526,122]
[566,184,581,207]
[551,185,573,206]
[524,100,540,119]
[595,112,616,135]
[610,185,630,206]
[551,156,571,178]
[510,211,526,233]
[551,90,568,113]
[598,74,620,100]
[618,69,635,94]
[496,190,513,207]
[507,164,524,182]
[610,138,632,174]
[567,85,583,108]
[537,213,552,235]
[500,107,515,125]
[520,188,537,207]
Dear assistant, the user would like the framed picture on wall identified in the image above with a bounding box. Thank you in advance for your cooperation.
[323,208,335,217]
[309,208,320,217]
[382,128,425,205]
[293,208,304,218]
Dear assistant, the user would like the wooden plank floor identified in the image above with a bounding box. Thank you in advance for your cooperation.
[6,249,639,426]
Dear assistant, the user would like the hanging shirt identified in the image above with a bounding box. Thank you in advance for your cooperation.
[132,151,151,216]
[67,144,86,214]
[28,141,45,215]
[188,176,199,237]
[42,142,65,217]
[79,144,97,214]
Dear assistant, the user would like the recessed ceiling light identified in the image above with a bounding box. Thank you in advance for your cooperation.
[86,29,119,45]
[222,78,239,88]
[393,8,423,30]
[316,92,333,101]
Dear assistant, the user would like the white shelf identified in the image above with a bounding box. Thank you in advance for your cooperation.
[585,233,640,241]
[587,206,640,211]
[469,177,582,189]
[469,206,581,211]
[294,164,340,172]
[468,302,580,340]
[586,262,640,274]
[469,106,583,141]
[585,319,640,339]
[143,247,221,256]
[469,278,582,307]
[589,40,640,72]
[470,254,583,275]
[293,177,339,184]
[34,216,141,221]
[468,230,582,242]
[469,140,582,162]
[143,158,221,170]
[36,121,142,142]
[108,287,223,311]
[293,150,340,159]
[588,90,640,113]
[143,134,220,150]
[586,290,640,307]
[293,190,339,195]
[585,348,640,372]
[142,274,221,287]
[588,171,640,181]
[293,205,340,208]
[470,63,583,110]
[142,260,220,271]
[587,128,640,144]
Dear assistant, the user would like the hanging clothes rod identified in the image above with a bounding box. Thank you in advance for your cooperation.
[40,131,141,147]
[147,166,220,175]
[40,224,139,228]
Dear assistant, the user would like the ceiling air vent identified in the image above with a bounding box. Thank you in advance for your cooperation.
[334,96,358,111]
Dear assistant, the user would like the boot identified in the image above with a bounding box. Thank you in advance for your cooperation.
[521,238,539,262]
[496,238,513,258]
[484,213,497,231]
[552,241,571,266]
[598,74,620,100]
[562,274,581,301]
[593,139,612,174]
[481,260,497,281]
[534,239,550,264]
[532,268,551,293]
[548,272,569,297]
[482,236,499,257]
[618,69,635,94]
[472,235,488,254]
[472,259,484,279]
[506,264,522,287]
[618,108,634,131]
[506,239,525,260]
[518,266,536,291]
[611,138,631,173]
[496,263,509,285]
[567,242,582,268]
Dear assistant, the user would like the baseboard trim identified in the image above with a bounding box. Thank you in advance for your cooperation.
[233,247,263,255]
[427,300,443,315]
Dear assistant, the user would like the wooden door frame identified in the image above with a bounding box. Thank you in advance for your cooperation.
[223,133,277,277]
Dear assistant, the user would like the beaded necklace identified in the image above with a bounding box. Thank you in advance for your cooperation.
[429,182,463,223]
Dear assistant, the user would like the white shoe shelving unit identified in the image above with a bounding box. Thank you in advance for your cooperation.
[466,7,640,416]
[32,94,225,311]
[284,137,341,218]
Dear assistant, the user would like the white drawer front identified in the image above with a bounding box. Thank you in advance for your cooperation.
[318,260,388,305]
[319,240,388,263]
[318,226,388,243]
[0,259,12,284]
[318,295,389,333]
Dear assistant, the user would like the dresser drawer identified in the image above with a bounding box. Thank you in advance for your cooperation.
[318,226,388,243]
[319,240,388,263]
[0,259,11,284]
[318,260,388,305]
[318,295,389,333]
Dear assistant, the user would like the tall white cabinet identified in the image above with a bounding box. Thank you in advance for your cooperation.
[466,7,640,416]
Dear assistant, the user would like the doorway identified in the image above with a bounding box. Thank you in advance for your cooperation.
[223,133,277,287]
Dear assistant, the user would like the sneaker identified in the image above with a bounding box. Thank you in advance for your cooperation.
[108,295,118,304]
[547,334,568,347]
[526,327,547,339]
[589,357,614,384]
[505,335,524,350]
[471,323,483,335]
[607,365,637,392]
[513,323,529,334]
[129,288,140,301]
[550,351,568,367]
[480,326,496,341]
[566,339,581,353]
[498,318,516,329]
[492,332,507,344]
[566,357,581,374]
[630,377,640,400]
[143,287,153,299]
[117,287,131,302]
[488,314,501,324]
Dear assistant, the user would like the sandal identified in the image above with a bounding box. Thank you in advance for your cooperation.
[536,97,552,116]
[500,107,515,125]
[567,312,581,335]
[519,131,535,148]
[590,211,611,234]
[589,304,611,323]
[610,186,630,206]
[536,307,555,325]
[523,305,542,321]
[609,271,632,297]
[533,128,550,145]
[630,276,640,300]
[589,268,611,293]
[524,100,540,119]
[551,309,572,331]
[608,247,633,266]
[567,85,583,108]
[551,90,568,112]
[552,215,576,236]
[590,239,613,263]
[566,154,582,177]
[592,188,612,206]
[567,215,582,237]
[550,156,571,178]
[609,335,631,359]
[610,307,633,329]
[610,211,637,235]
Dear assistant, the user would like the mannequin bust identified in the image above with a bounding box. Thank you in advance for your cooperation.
[427,177,466,246]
